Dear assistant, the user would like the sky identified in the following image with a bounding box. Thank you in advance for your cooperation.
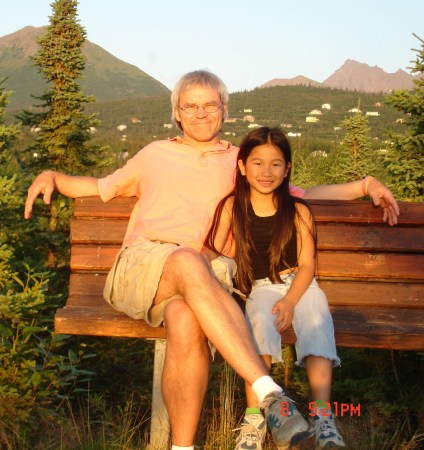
[1,0,423,93]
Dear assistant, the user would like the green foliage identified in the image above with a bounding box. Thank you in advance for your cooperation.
[384,34,424,201]
[327,108,383,184]
[0,79,20,168]
[1,71,94,445]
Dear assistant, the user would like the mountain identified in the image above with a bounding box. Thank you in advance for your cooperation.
[261,59,416,93]
[261,75,321,88]
[322,59,415,92]
[0,26,170,111]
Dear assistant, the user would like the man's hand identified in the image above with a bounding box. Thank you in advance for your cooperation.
[25,171,56,219]
[367,177,400,226]
[272,298,295,333]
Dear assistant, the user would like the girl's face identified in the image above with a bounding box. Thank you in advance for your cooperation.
[238,143,291,198]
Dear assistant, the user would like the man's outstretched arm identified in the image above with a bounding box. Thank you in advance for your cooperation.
[303,176,400,226]
[25,170,99,219]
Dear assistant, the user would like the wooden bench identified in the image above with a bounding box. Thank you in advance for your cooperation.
[55,196,424,448]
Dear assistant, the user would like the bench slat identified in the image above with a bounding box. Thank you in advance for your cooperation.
[73,197,424,225]
[55,302,424,350]
[70,245,424,281]
[71,219,423,253]
[67,273,423,309]
[55,306,166,339]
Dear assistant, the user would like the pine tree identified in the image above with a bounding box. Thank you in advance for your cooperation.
[328,105,380,185]
[18,0,102,174]
[384,34,424,201]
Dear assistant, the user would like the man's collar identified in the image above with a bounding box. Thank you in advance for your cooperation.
[169,136,233,151]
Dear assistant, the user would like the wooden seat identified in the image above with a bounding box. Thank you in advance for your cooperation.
[55,196,424,449]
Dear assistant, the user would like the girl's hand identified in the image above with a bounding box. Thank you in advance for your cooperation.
[272,298,295,333]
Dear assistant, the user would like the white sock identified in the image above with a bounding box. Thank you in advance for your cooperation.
[251,375,283,402]
[171,446,194,450]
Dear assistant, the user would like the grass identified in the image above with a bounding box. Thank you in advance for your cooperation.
[1,356,423,449]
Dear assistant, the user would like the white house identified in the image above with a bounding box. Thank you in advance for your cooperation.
[306,116,319,123]
[117,124,127,131]
[322,103,331,110]
[309,109,322,116]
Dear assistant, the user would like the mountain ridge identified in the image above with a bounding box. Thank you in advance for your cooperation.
[0,26,170,110]
[262,59,416,93]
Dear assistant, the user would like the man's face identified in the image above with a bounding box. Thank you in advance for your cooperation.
[175,85,225,147]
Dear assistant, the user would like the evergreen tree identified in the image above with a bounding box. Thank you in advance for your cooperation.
[18,0,102,174]
[384,34,424,201]
[328,105,380,185]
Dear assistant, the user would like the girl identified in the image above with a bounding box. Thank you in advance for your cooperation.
[205,127,345,449]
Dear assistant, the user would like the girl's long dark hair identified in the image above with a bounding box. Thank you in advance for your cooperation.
[206,126,317,294]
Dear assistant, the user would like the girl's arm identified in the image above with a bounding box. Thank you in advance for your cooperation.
[272,202,316,333]
[201,196,234,260]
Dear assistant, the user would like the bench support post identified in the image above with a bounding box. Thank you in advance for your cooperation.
[148,339,169,449]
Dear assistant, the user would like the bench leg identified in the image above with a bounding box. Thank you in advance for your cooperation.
[148,339,169,449]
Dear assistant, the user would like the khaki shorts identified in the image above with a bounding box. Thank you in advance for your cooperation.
[103,241,182,326]
[103,241,237,327]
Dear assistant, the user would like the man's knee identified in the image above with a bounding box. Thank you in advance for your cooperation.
[164,299,207,347]
[167,247,211,279]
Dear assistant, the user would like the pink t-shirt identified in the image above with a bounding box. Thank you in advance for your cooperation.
[98,138,305,251]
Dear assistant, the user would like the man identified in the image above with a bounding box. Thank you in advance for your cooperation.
[25,70,399,449]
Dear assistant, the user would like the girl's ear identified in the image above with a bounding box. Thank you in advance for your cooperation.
[238,159,246,175]
[285,162,292,177]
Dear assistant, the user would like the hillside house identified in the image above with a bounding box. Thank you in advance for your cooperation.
[288,132,302,137]
[349,108,361,113]
[243,115,256,122]
[311,150,328,157]
[366,111,380,117]
[244,108,252,113]
[309,109,322,116]
[322,103,331,110]
[248,123,260,129]
[163,123,173,129]
[117,124,127,131]
[224,118,237,123]
[306,116,319,123]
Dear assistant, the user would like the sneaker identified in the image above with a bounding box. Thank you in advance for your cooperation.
[312,413,345,449]
[260,391,312,449]
[234,413,266,450]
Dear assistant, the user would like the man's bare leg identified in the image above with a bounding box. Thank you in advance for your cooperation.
[161,299,210,446]
[154,248,270,384]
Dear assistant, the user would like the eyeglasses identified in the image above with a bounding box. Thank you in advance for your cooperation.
[178,103,223,114]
